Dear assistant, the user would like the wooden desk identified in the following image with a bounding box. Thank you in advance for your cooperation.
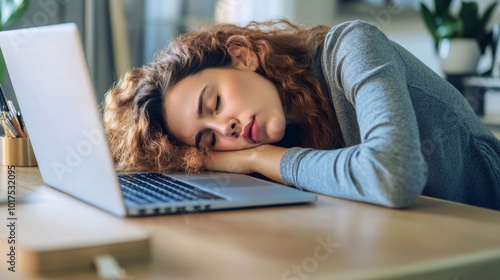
[1,167,500,280]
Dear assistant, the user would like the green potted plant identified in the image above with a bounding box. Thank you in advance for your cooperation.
[420,0,498,74]
[0,0,30,83]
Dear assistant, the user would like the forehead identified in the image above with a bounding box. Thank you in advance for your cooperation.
[164,72,206,145]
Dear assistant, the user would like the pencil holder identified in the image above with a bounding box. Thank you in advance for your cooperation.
[0,136,37,167]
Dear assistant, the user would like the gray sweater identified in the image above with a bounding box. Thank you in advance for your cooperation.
[279,20,500,210]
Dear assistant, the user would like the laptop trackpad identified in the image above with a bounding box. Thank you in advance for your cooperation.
[187,176,273,189]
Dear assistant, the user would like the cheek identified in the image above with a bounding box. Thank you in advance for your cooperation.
[168,125,192,146]
[166,114,194,146]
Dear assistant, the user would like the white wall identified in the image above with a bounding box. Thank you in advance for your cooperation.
[215,0,337,26]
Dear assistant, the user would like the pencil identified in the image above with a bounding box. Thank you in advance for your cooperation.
[10,115,25,137]
[1,118,18,138]
[5,100,26,138]
[1,111,23,138]
[0,119,13,137]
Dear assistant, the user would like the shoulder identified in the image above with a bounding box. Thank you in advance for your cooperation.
[318,20,409,104]
[324,20,389,50]
[320,20,402,77]
[320,20,399,82]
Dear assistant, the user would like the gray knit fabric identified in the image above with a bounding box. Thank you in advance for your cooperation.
[279,20,500,210]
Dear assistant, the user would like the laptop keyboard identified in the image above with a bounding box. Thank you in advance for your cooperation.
[118,173,225,205]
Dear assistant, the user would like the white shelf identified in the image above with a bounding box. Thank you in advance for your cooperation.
[481,113,500,127]
[463,77,500,89]
[480,114,500,139]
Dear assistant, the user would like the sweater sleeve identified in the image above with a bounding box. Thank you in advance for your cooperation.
[280,20,428,208]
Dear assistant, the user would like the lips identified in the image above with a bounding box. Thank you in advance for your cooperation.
[242,116,257,144]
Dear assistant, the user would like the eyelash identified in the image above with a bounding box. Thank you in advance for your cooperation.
[211,131,216,147]
[214,95,221,114]
[211,95,221,147]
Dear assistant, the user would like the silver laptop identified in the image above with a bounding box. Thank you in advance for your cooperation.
[0,23,316,217]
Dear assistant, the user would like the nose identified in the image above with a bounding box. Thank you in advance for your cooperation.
[209,118,239,138]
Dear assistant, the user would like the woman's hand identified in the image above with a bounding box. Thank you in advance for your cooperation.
[205,144,289,183]
[205,146,259,174]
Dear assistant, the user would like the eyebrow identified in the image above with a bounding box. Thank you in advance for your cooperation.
[197,84,208,118]
[195,84,208,148]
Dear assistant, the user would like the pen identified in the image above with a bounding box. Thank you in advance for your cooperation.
[17,111,24,131]
[0,84,9,112]
[0,118,11,137]
[1,110,25,138]
[7,100,17,120]
[1,113,19,138]
[0,87,28,138]
[1,119,17,138]
[5,100,26,138]
[0,119,13,137]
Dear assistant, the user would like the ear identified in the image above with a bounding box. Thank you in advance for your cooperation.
[227,46,259,71]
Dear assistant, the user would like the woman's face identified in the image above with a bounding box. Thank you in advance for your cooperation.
[163,62,286,151]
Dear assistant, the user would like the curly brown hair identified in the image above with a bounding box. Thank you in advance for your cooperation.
[103,19,342,173]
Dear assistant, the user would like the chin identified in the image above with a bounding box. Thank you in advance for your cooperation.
[267,119,286,140]
[274,131,287,143]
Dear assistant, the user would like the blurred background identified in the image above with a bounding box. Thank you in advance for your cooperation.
[1,0,500,115]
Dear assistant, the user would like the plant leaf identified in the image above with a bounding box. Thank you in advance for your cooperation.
[420,3,438,36]
[436,21,463,38]
[0,0,29,30]
[459,1,479,38]
[479,30,493,54]
[479,0,498,31]
[435,0,453,17]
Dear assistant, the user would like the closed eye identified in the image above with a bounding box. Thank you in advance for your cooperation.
[211,131,216,147]
[214,95,221,113]
[209,95,221,148]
